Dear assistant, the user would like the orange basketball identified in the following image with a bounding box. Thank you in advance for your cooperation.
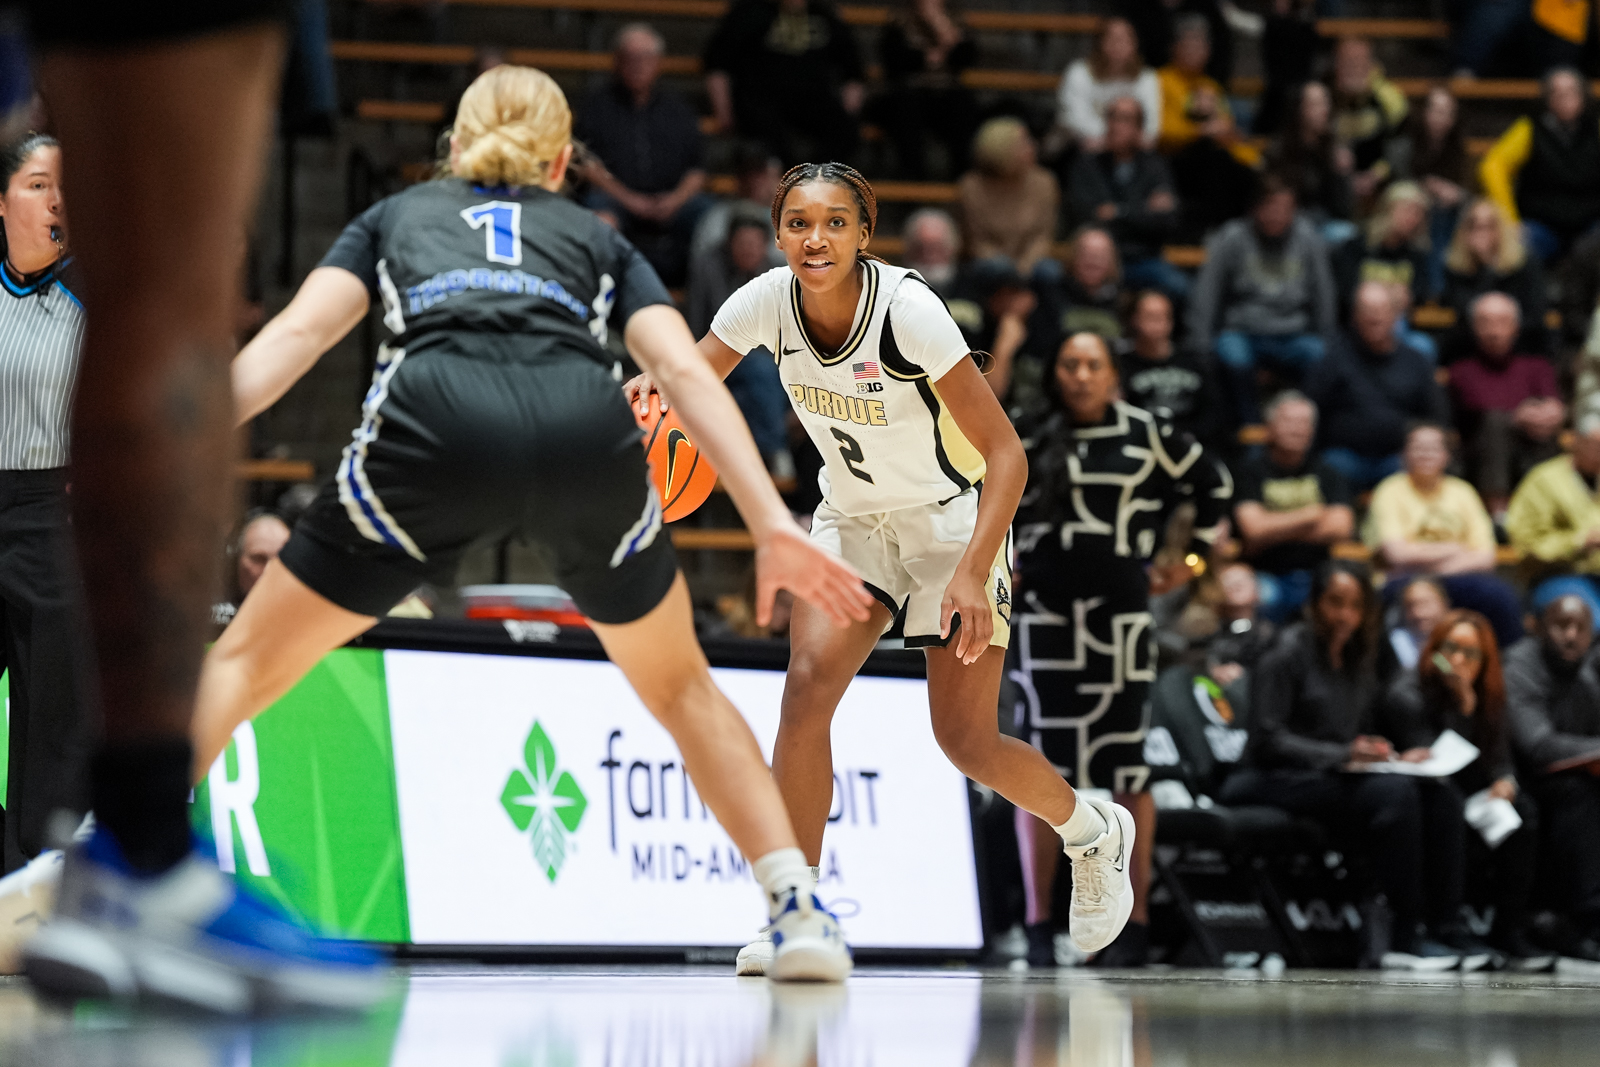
[636,396,718,522]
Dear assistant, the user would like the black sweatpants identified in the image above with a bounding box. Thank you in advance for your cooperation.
[0,469,93,872]
[1527,771,1600,928]
[1223,767,1466,934]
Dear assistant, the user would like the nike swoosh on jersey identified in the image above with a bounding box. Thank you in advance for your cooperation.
[781,346,804,355]
[664,428,690,497]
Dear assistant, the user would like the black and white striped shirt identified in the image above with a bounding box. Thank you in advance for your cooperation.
[0,258,83,470]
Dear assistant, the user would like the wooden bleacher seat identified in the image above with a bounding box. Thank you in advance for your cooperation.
[356,1,1453,42]
[1237,424,1269,447]
[1411,304,1562,331]
[671,527,754,551]
[238,458,315,482]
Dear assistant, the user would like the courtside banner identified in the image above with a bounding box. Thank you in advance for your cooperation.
[191,636,983,951]
[385,649,984,950]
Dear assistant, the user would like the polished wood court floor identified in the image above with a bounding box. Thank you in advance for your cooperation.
[1,965,1597,1065]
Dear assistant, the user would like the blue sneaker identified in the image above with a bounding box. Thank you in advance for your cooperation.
[767,889,851,982]
[22,828,388,1013]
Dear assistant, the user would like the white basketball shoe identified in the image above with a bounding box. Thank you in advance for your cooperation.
[765,888,852,982]
[1063,795,1137,954]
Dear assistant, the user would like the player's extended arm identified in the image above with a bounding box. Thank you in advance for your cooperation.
[932,356,1027,664]
[622,330,746,416]
[231,266,371,425]
[625,304,871,627]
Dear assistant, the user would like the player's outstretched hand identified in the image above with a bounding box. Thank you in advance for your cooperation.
[755,523,873,629]
[940,567,994,665]
[623,372,667,416]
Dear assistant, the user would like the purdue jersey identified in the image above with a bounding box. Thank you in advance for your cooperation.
[712,261,984,517]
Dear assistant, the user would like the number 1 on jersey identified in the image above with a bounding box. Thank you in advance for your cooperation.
[461,201,523,266]
[830,428,874,484]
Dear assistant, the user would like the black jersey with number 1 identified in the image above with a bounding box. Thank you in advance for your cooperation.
[279,178,680,623]
[320,177,671,359]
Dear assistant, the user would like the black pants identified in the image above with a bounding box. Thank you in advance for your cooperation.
[1527,771,1600,927]
[871,86,978,179]
[0,469,94,872]
[1222,768,1466,933]
[1467,791,1539,937]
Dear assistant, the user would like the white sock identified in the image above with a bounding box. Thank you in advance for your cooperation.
[1053,795,1107,848]
[808,865,820,889]
[753,847,811,912]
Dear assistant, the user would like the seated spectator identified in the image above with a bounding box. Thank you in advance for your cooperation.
[1383,609,1547,968]
[1264,81,1354,243]
[1449,292,1564,516]
[1117,289,1225,447]
[1157,15,1259,237]
[905,210,1046,413]
[1042,225,1123,345]
[1365,423,1526,648]
[1150,560,1273,680]
[1505,594,1600,962]
[874,0,978,179]
[1307,281,1446,490]
[1233,391,1356,623]
[689,142,785,265]
[576,24,712,286]
[958,117,1060,287]
[1328,36,1408,204]
[213,509,291,627]
[1389,86,1471,295]
[1506,414,1600,626]
[1053,17,1161,155]
[1068,96,1185,301]
[1388,575,1450,670]
[1440,198,1549,359]
[688,206,794,477]
[1332,181,1434,320]
[703,0,864,165]
[1481,67,1600,265]
[902,206,962,296]
[1128,0,1235,87]
[1220,559,1474,970]
[1254,0,1319,136]
[1191,175,1336,426]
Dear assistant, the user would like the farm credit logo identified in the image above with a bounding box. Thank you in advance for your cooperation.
[501,721,588,882]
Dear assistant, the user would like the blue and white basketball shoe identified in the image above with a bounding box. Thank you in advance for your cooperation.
[23,828,389,1013]
[765,888,852,982]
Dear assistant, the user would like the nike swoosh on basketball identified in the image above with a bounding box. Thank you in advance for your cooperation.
[664,428,690,496]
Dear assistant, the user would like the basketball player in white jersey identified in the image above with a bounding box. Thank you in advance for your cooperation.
[626,162,1135,974]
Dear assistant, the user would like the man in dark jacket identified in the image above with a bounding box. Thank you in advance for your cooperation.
[1306,280,1449,490]
[703,0,865,164]
[577,23,711,285]
[1117,289,1225,447]
[1505,595,1600,961]
[1481,66,1600,264]
[1068,96,1185,301]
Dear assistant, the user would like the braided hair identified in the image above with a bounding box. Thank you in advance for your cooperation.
[770,162,886,263]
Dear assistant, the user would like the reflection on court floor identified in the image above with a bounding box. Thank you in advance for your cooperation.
[1,966,1598,1066]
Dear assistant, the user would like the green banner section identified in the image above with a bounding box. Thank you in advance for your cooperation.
[0,669,8,803]
[190,649,410,943]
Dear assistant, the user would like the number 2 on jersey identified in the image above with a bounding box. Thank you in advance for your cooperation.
[830,428,874,484]
[460,201,523,266]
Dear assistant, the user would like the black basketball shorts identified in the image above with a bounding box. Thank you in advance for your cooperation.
[280,343,678,624]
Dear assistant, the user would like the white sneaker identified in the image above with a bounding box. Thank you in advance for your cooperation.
[1062,796,1136,954]
[0,850,65,974]
[766,890,852,982]
[736,924,774,976]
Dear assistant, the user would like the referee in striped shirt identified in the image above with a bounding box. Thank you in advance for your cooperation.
[0,132,91,873]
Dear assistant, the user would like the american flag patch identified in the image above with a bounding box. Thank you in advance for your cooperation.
[852,361,880,380]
